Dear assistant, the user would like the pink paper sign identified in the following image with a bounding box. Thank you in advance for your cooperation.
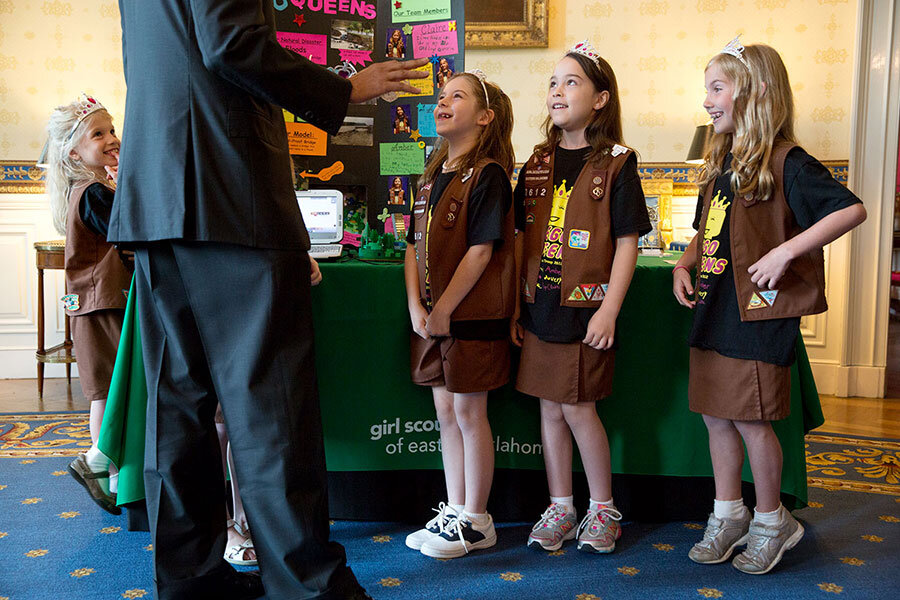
[339,49,373,65]
[277,32,328,65]
[411,21,458,59]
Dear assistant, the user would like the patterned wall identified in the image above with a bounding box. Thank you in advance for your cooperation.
[0,1,857,163]
[469,0,858,162]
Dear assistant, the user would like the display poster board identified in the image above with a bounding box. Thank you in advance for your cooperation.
[273,0,466,249]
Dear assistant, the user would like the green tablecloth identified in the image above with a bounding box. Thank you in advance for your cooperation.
[98,256,824,508]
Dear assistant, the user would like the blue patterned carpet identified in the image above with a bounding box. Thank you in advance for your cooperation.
[1,413,899,599]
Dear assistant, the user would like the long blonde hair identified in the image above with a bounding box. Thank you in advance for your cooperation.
[421,72,515,185]
[534,52,626,163]
[45,103,108,235]
[699,44,796,201]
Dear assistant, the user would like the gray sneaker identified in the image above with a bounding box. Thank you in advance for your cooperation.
[527,503,578,551]
[688,511,751,564]
[732,509,805,575]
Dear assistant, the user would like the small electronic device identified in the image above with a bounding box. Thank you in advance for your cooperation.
[296,189,344,259]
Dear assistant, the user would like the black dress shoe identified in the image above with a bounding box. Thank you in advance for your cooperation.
[222,570,264,600]
[344,589,373,600]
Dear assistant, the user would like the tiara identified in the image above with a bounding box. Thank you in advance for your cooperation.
[66,93,106,139]
[570,40,601,67]
[466,68,490,105]
[720,36,750,70]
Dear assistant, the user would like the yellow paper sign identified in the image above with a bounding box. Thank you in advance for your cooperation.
[397,63,434,98]
[286,122,327,156]
[282,109,295,123]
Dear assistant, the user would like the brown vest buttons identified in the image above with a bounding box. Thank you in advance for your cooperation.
[593,176,603,185]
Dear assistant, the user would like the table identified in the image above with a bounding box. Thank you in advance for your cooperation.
[33,240,75,398]
[101,256,824,525]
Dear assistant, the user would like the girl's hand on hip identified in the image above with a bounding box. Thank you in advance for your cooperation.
[748,244,792,290]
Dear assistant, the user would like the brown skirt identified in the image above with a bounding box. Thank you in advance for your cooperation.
[70,309,124,402]
[410,334,511,394]
[516,329,615,404]
[688,347,791,421]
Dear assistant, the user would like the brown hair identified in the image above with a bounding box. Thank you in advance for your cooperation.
[699,44,797,201]
[420,72,515,186]
[534,52,625,163]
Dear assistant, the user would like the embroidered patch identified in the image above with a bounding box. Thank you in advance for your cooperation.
[421,182,433,191]
[122,289,129,300]
[61,294,80,312]
[523,281,531,297]
[460,168,474,183]
[581,284,597,298]
[568,229,590,250]
[759,290,779,305]
[590,286,605,301]
[747,292,767,310]
[567,287,587,301]
[525,213,535,224]
[601,284,609,294]
[611,144,628,157]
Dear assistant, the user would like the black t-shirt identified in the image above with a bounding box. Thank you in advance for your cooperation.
[79,182,115,238]
[514,146,651,343]
[407,162,513,340]
[689,147,862,365]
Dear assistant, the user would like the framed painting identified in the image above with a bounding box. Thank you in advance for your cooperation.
[464,0,548,48]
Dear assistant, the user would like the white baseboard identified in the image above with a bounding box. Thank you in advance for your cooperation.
[809,361,886,398]
[0,348,79,380]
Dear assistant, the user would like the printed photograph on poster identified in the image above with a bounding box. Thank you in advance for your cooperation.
[392,105,412,135]
[330,20,375,51]
[385,28,406,58]
[435,56,455,88]
[387,176,409,206]
[332,116,374,146]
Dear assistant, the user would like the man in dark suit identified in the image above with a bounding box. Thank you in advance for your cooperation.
[109,1,427,598]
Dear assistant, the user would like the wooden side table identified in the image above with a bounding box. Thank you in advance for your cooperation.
[34,240,75,398]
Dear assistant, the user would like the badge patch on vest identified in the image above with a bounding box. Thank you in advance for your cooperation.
[759,290,778,305]
[460,168,474,183]
[567,283,605,302]
[61,294,80,312]
[747,292,767,310]
[526,213,535,224]
[611,144,629,157]
[568,229,590,250]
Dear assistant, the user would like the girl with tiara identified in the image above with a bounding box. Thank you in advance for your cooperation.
[673,38,865,574]
[403,70,516,559]
[46,94,132,515]
[514,41,650,554]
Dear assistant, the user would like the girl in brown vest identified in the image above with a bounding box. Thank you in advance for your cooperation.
[46,95,131,515]
[403,70,516,559]
[672,39,866,575]
[514,41,651,554]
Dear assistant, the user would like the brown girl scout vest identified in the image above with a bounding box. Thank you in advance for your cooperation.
[695,142,828,322]
[520,145,633,308]
[412,159,516,321]
[63,180,132,316]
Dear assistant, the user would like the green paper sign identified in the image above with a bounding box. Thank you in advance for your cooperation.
[380,142,425,175]
[391,0,451,23]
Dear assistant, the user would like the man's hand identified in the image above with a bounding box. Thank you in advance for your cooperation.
[349,58,430,104]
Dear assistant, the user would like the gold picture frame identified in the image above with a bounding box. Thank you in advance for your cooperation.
[639,179,675,250]
[464,0,549,48]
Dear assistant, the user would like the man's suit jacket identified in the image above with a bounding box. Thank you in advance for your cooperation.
[109,0,352,249]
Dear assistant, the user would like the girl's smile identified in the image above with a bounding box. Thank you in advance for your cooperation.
[703,63,736,134]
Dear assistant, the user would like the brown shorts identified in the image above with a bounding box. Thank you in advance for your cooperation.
[70,309,124,402]
[688,347,791,421]
[515,329,615,404]
[409,333,510,394]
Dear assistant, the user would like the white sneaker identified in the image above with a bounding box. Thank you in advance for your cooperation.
[405,502,459,550]
[420,513,497,558]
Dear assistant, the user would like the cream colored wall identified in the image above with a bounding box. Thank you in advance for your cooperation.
[0,1,859,162]
[470,0,859,163]
[0,1,126,161]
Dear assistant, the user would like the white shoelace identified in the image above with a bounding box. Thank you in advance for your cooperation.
[577,506,623,536]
